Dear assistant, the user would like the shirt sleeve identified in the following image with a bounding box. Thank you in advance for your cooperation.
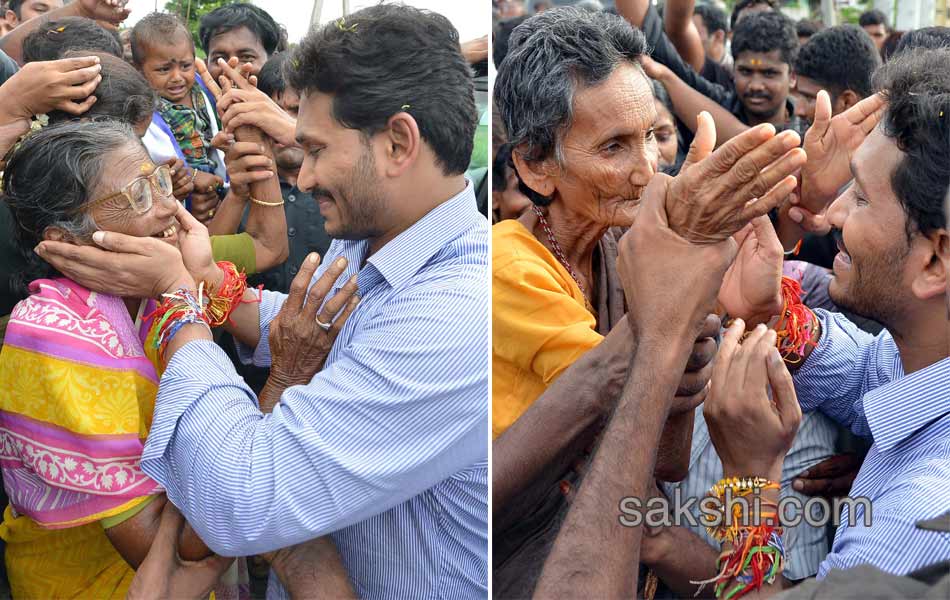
[492,256,603,385]
[792,309,897,438]
[140,280,488,556]
[210,232,258,275]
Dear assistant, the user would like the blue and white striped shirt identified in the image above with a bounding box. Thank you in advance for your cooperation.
[660,409,837,581]
[794,310,950,577]
[141,182,489,599]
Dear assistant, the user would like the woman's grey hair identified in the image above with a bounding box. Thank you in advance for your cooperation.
[2,120,142,293]
[494,7,648,205]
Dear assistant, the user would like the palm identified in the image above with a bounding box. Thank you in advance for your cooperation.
[79,0,131,23]
[718,220,782,322]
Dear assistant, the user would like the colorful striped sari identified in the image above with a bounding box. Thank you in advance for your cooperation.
[0,277,246,599]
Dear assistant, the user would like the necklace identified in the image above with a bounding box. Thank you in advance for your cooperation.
[533,205,591,308]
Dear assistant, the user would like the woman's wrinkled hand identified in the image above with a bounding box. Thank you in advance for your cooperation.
[666,112,806,244]
[267,253,360,389]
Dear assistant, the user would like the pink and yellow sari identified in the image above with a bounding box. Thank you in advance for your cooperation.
[0,277,246,599]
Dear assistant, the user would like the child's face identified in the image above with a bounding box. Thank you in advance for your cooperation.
[140,37,196,104]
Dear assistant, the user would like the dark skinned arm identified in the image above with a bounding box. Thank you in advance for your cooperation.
[105,494,213,567]
[664,0,706,72]
[532,333,693,598]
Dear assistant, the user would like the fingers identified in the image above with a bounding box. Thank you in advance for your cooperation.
[681,111,716,173]
[174,202,207,234]
[229,170,275,186]
[216,57,252,91]
[61,62,102,85]
[90,230,165,256]
[699,313,722,339]
[749,214,782,257]
[709,318,745,401]
[56,95,97,116]
[685,336,717,371]
[677,361,713,397]
[284,253,322,314]
[733,324,773,390]
[787,206,831,235]
[67,74,102,100]
[211,131,235,151]
[303,257,350,321]
[705,123,776,175]
[808,90,833,144]
[727,130,802,193]
[55,55,101,73]
[796,454,861,479]
[740,173,800,223]
[316,275,359,331]
[767,345,801,428]
[844,92,887,128]
[196,58,222,101]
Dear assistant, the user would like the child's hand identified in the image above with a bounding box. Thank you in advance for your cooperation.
[191,172,223,223]
[165,158,194,201]
[0,56,102,121]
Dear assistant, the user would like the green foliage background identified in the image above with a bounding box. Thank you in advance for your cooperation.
[163,0,235,57]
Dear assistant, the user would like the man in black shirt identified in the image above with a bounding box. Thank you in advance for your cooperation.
[693,3,733,88]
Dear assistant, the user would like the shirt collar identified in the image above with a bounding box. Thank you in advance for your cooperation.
[864,357,950,453]
[365,179,479,289]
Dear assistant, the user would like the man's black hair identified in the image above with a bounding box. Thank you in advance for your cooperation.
[894,26,950,55]
[198,2,280,56]
[695,4,728,35]
[22,16,122,63]
[859,9,888,28]
[731,11,798,65]
[493,15,529,68]
[729,0,777,31]
[257,51,289,98]
[285,4,476,176]
[874,48,950,239]
[795,25,880,99]
[796,18,822,40]
[129,12,193,66]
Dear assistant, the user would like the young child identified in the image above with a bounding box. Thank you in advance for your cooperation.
[130,12,226,220]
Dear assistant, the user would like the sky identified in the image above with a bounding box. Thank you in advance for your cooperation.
[126,0,488,45]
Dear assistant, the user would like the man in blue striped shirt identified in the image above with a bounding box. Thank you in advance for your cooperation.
[38,5,488,598]
[704,47,950,596]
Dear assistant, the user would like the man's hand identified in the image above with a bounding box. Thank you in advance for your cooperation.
[792,453,863,499]
[218,87,297,147]
[666,112,806,244]
[799,91,886,214]
[460,35,489,64]
[618,170,738,347]
[0,56,101,121]
[165,158,195,201]
[704,320,802,480]
[267,255,360,386]
[672,313,720,413]
[76,0,131,25]
[220,140,276,201]
[126,502,234,600]
[718,215,784,325]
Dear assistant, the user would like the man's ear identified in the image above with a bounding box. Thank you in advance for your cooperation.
[712,29,726,47]
[910,229,950,302]
[379,111,420,178]
[510,145,557,199]
[835,89,860,113]
[3,10,18,29]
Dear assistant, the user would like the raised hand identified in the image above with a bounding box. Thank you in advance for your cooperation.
[260,254,359,412]
[666,112,806,244]
[704,320,802,481]
[165,158,195,201]
[0,56,102,121]
[798,91,886,214]
[460,35,489,64]
[218,87,297,147]
[77,0,131,25]
[220,140,276,201]
[718,215,784,324]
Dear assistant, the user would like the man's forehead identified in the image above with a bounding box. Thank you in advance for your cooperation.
[853,126,901,183]
[295,91,338,142]
[736,50,786,68]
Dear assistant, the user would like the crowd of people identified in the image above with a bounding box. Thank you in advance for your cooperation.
[492,0,949,599]
[0,1,490,598]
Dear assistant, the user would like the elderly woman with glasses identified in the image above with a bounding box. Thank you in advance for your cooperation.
[0,121,247,599]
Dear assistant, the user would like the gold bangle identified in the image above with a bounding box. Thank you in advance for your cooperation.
[190,169,199,183]
[250,196,285,207]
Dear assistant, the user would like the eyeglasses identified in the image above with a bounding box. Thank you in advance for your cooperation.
[82,164,175,215]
